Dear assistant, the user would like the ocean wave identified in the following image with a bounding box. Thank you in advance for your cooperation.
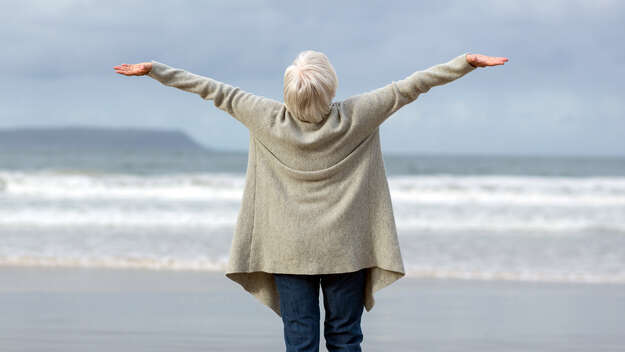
[0,255,229,271]
[404,267,625,284]
[1,256,623,284]
[0,208,238,228]
[389,175,625,206]
[0,170,245,200]
[1,170,624,234]
[1,208,624,234]
[1,171,624,206]
[2,204,625,235]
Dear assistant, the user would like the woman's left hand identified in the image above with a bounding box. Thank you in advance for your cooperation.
[466,54,508,67]
[113,62,152,76]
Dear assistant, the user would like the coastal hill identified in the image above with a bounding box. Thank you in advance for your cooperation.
[0,126,210,152]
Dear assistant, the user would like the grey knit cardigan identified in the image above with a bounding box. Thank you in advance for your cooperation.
[147,53,477,316]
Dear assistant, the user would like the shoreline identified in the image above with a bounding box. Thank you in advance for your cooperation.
[2,265,624,351]
[2,264,624,291]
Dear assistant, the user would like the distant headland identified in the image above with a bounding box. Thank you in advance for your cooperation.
[0,126,211,152]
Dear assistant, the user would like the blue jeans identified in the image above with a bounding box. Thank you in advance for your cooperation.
[273,268,367,352]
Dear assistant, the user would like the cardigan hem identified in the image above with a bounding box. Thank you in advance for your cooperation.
[225,265,405,317]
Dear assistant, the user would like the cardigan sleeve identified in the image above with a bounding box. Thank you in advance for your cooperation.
[147,61,282,133]
[342,53,477,135]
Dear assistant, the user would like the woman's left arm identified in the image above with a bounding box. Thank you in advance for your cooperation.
[114,61,282,133]
[342,53,507,137]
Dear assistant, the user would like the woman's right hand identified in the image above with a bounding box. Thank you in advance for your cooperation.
[113,62,153,76]
[466,54,508,67]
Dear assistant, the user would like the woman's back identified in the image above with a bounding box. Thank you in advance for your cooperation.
[140,52,479,316]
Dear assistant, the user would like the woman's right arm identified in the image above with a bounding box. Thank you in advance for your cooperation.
[114,61,282,134]
[343,53,507,135]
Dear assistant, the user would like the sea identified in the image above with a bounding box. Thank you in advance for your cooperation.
[1,148,624,284]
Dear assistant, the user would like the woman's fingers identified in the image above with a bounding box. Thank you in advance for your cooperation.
[488,57,508,66]
[113,62,152,76]
[113,63,144,76]
[114,68,136,76]
[473,55,509,67]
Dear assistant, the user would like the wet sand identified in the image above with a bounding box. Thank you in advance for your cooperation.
[1,266,624,351]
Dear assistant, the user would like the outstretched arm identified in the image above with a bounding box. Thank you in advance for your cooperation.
[343,53,507,136]
[113,61,282,134]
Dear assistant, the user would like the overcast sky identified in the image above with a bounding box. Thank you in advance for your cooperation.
[2,0,624,156]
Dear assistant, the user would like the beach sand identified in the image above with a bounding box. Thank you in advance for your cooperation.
[1,266,624,351]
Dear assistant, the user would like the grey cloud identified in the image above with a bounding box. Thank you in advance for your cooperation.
[1,0,624,156]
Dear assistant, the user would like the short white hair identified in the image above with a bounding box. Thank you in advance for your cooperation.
[283,50,338,123]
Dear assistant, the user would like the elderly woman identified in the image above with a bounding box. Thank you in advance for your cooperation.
[114,51,507,352]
